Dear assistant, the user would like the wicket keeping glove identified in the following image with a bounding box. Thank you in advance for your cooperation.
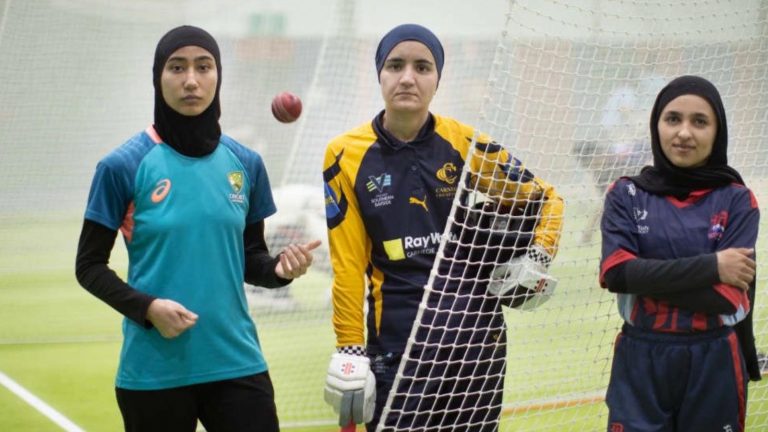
[488,244,557,310]
[324,351,376,426]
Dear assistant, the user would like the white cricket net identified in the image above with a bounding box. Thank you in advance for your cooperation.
[1,0,767,430]
[0,0,504,429]
[378,1,768,431]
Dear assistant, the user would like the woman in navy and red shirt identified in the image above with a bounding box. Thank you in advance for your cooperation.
[600,75,760,432]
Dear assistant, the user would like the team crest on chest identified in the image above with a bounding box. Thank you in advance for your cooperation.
[228,171,245,204]
[436,162,457,185]
[434,162,458,199]
[708,211,728,240]
[228,171,243,193]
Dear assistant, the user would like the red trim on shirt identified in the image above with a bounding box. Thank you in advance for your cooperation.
[748,189,759,209]
[727,331,747,431]
[665,188,713,208]
[145,125,163,144]
[120,201,135,243]
[691,312,708,331]
[713,283,750,312]
[630,301,639,323]
[600,249,636,287]
[652,301,670,330]
[642,297,657,314]
[670,308,679,330]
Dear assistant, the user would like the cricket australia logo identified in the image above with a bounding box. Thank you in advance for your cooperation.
[367,173,394,208]
[227,171,245,204]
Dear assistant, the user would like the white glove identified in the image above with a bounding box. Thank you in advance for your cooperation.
[488,244,557,310]
[324,352,376,426]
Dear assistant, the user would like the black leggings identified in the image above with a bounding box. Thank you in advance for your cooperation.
[116,372,279,432]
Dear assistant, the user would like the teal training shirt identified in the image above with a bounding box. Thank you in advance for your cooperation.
[84,126,276,390]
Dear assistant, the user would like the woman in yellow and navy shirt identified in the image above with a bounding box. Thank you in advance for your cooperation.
[322,24,564,431]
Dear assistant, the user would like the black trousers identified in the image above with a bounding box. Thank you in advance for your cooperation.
[115,372,279,432]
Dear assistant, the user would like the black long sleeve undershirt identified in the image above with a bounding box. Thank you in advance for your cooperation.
[75,219,156,327]
[602,254,737,314]
[75,219,290,326]
[243,221,292,288]
[738,280,761,381]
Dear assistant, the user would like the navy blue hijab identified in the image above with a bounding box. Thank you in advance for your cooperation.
[630,75,744,198]
[375,24,444,84]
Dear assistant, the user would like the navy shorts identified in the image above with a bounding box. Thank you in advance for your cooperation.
[606,324,748,432]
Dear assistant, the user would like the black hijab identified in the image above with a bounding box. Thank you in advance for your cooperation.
[152,25,222,157]
[630,75,744,198]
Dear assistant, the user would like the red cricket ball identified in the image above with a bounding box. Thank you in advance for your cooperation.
[271,91,302,123]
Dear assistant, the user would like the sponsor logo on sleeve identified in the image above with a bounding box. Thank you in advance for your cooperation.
[325,184,340,218]
[626,183,636,196]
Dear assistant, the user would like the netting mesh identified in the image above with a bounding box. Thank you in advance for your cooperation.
[0,0,767,430]
[380,1,768,431]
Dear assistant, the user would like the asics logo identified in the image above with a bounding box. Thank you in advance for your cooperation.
[151,179,171,203]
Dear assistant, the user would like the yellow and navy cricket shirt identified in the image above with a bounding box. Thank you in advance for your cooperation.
[323,112,564,354]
